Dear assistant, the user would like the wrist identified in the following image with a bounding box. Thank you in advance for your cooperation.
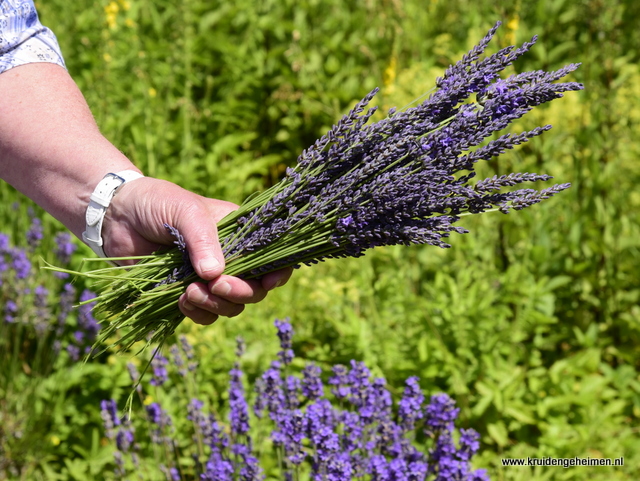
[82,170,145,258]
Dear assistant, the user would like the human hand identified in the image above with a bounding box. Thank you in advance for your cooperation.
[102,177,293,325]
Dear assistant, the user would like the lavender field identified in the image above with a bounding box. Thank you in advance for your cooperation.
[1,0,640,480]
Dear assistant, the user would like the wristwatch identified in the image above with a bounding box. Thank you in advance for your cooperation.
[82,170,144,258]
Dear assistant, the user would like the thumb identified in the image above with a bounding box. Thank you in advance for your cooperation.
[173,202,226,281]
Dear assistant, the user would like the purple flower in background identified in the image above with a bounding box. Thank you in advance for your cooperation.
[116,428,134,452]
[0,254,7,277]
[4,299,18,323]
[302,363,324,400]
[180,335,199,372]
[202,454,234,481]
[26,217,43,248]
[146,402,164,425]
[34,285,48,308]
[100,318,491,480]
[66,344,81,361]
[458,428,481,461]
[425,393,460,435]
[10,248,31,279]
[170,343,187,377]
[100,399,120,439]
[150,351,169,386]
[254,360,285,418]
[54,232,76,277]
[275,318,294,365]
[329,364,350,399]
[398,376,425,431]
[326,452,353,481]
[229,364,250,436]
[236,336,246,358]
[160,466,181,481]
[170,467,180,481]
[369,454,390,481]
[232,443,264,481]
[0,233,9,254]
[65,289,101,358]
[58,283,75,327]
[127,362,142,393]
[285,375,301,409]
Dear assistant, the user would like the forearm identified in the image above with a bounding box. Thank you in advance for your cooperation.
[0,63,141,239]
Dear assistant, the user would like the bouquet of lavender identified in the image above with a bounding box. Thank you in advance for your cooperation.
[51,22,582,353]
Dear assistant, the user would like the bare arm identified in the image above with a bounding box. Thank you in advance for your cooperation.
[0,63,291,324]
[0,63,137,237]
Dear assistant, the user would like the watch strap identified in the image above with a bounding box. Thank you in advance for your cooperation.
[82,170,144,258]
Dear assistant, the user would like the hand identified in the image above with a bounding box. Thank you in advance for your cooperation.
[102,177,293,325]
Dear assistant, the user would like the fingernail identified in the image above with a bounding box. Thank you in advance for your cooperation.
[269,279,283,291]
[187,289,208,305]
[199,257,221,275]
[183,301,196,311]
[212,280,232,296]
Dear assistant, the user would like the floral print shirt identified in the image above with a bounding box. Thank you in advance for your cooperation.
[0,0,65,74]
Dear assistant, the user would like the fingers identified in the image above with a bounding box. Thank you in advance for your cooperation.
[179,269,294,325]
[184,282,246,317]
[209,276,269,303]
[261,267,294,291]
[179,294,219,326]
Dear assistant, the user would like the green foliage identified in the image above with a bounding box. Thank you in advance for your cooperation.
[2,0,640,479]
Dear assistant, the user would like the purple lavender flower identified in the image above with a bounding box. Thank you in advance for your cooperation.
[235,336,246,358]
[170,343,187,377]
[429,429,468,480]
[146,402,163,425]
[10,248,31,279]
[254,360,285,418]
[302,363,324,400]
[66,344,81,361]
[369,454,390,481]
[26,217,43,248]
[57,283,75,326]
[202,414,229,452]
[100,399,121,439]
[171,467,180,481]
[458,428,481,462]
[231,443,264,481]
[116,428,134,452]
[328,364,350,399]
[425,393,460,435]
[202,454,234,481]
[4,299,18,323]
[275,318,294,365]
[398,376,425,431]
[54,232,76,277]
[150,351,169,386]
[229,364,250,436]
[155,224,194,286]
[78,290,100,337]
[0,233,9,254]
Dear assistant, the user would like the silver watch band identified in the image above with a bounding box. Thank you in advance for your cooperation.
[82,170,144,258]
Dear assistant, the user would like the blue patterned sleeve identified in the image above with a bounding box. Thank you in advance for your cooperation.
[0,0,66,74]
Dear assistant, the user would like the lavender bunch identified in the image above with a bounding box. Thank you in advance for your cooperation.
[101,319,489,481]
[50,22,582,354]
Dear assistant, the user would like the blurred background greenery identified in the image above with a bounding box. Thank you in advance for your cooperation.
[1,0,639,479]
